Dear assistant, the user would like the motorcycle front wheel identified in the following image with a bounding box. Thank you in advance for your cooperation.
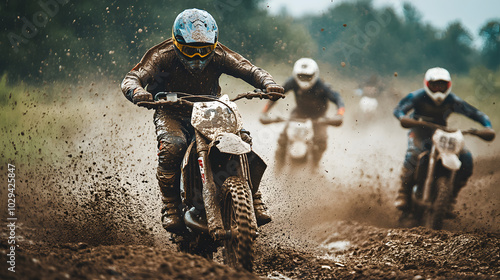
[424,176,452,230]
[221,176,256,272]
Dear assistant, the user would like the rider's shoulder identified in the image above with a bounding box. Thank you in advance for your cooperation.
[318,79,330,88]
[283,76,297,87]
[407,88,426,99]
[149,38,176,55]
[213,42,236,58]
[447,92,462,102]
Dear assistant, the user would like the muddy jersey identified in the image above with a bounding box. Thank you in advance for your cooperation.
[121,38,277,100]
[282,77,345,118]
[394,88,492,138]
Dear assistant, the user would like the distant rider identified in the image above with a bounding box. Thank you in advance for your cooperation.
[260,58,345,167]
[355,74,384,98]
[393,67,494,216]
[121,8,284,232]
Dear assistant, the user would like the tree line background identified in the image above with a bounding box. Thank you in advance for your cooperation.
[1,0,499,84]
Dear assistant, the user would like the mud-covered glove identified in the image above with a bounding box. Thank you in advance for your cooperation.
[265,83,284,101]
[132,88,153,104]
[240,129,252,145]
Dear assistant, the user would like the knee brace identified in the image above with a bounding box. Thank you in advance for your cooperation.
[157,133,188,171]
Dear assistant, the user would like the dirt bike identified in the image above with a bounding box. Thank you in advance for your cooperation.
[137,91,283,272]
[260,115,342,167]
[399,117,495,230]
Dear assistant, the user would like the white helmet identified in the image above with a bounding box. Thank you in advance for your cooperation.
[423,67,452,105]
[293,58,319,90]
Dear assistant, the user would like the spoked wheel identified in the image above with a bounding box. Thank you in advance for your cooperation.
[424,176,452,230]
[221,176,256,272]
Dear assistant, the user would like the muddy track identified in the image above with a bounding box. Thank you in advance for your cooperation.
[1,154,498,279]
[1,83,499,279]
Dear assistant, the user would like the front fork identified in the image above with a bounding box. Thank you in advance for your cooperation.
[422,146,457,206]
[422,146,437,203]
[195,131,226,241]
[195,131,256,240]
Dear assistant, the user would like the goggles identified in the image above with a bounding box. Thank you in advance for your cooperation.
[173,39,217,58]
[427,80,450,93]
[297,74,314,82]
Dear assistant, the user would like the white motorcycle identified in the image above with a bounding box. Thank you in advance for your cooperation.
[261,116,342,167]
[399,117,495,229]
[138,91,283,271]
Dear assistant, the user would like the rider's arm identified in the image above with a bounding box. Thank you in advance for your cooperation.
[217,43,278,90]
[393,91,417,120]
[262,77,294,113]
[451,94,493,128]
[121,40,170,102]
[322,81,345,116]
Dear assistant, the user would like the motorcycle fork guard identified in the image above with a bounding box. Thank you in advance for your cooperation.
[196,133,226,239]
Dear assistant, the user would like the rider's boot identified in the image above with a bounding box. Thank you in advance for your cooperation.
[253,190,272,226]
[157,170,184,232]
[394,167,413,213]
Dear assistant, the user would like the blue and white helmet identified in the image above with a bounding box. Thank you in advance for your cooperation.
[172,9,218,73]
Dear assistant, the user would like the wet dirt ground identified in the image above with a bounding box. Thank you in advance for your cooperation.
[1,80,499,279]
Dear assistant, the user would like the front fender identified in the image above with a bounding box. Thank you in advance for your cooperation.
[211,133,251,155]
[439,153,462,171]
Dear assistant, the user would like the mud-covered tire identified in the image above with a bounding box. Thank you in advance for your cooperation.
[221,176,256,272]
[424,176,452,230]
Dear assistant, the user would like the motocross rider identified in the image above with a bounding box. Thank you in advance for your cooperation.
[120,8,284,232]
[393,67,494,216]
[259,58,345,167]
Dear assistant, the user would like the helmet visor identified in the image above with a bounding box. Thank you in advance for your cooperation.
[174,40,216,58]
[297,74,314,82]
[427,80,450,93]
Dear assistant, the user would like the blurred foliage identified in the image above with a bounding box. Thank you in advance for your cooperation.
[480,20,500,70]
[0,0,499,85]
[303,1,484,76]
[1,0,312,82]
[469,66,500,100]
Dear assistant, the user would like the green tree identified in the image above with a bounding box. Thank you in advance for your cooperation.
[479,20,500,70]
[438,22,473,73]
[1,0,313,84]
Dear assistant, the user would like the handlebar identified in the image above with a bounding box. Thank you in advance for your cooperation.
[231,91,285,102]
[261,116,343,126]
[399,117,447,131]
[137,91,283,111]
[400,117,495,142]
[463,128,496,141]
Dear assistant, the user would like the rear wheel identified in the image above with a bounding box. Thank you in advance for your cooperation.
[424,176,452,230]
[221,176,256,272]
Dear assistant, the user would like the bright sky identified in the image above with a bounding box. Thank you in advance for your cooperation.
[265,0,500,35]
